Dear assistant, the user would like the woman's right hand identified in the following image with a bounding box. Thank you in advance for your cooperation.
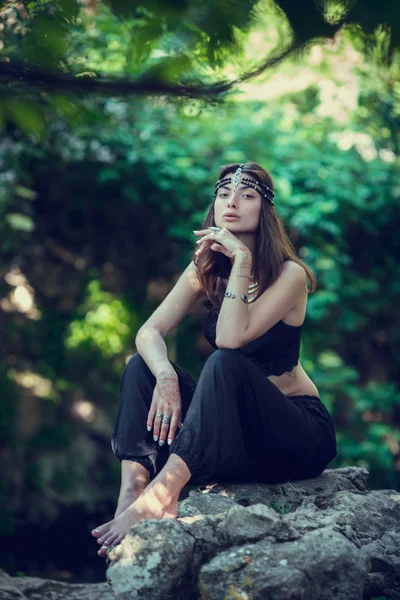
[147,372,183,446]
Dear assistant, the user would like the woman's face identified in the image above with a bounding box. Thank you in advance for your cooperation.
[213,172,262,233]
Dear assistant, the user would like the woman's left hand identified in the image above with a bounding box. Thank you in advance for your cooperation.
[193,227,250,259]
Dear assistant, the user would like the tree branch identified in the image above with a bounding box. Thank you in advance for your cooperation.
[0,41,318,99]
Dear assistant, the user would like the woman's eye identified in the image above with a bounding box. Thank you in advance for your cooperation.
[219,193,254,198]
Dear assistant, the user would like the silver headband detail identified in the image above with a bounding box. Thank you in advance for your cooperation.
[232,164,245,193]
[214,170,275,206]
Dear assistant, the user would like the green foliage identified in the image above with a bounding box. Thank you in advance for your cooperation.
[0,1,399,136]
[66,280,137,358]
[1,71,399,492]
[0,13,399,580]
[5,212,35,232]
[267,488,295,515]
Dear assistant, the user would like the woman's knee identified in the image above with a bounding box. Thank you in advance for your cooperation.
[202,348,240,373]
[127,351,147,368]
[123,352,152,381]
[203,348,241,370]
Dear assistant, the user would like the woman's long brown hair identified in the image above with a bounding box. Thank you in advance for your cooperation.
[194,161,317,312]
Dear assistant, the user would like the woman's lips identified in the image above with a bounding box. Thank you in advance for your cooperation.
[223,216,240,221]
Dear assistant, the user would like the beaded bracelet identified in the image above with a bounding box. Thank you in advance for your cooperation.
[224,291,249,303]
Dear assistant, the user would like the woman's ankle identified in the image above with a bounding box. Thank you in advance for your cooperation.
[150,453,191,502]
[121,459,151,492]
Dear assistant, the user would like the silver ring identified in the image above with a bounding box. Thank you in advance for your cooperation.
[156,412,162,418]
[162,415,171,424]
[208,226,221,232]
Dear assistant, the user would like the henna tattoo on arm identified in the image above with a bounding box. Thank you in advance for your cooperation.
[234,256,252,279]
[156,376,181,408]
[236,256,252,268]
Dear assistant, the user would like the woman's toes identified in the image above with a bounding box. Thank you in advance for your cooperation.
[100,543,115,557]
[98,545,108,557]
[92,527,101,536]
[97,526,113,544]
[91,527,105,538]
[103,532,118,546]
[105,534,118,548]
[91,521,112,538]
[98,534,121,557]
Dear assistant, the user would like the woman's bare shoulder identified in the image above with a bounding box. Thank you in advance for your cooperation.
[282,259,304,272]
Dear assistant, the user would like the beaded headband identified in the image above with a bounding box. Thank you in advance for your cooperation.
[213,164,275,206]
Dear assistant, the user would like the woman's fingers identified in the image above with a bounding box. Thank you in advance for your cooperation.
[149,374,181,443]
[166,411,180,446]
[147,404,156,434]
[193,229,214,236]
[194,231,214,255]
[155,404,181,445]
[158,412,172,446]
[153,412,162,440]
[195,240,210,256]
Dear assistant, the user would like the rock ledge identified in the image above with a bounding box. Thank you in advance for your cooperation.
[2,468,400,600]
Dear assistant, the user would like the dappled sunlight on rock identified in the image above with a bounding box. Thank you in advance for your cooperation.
[101,468,400,600]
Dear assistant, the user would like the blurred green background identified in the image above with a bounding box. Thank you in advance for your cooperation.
[0,0,399,584]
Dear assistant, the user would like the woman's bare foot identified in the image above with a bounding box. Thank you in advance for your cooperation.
[91,453,191,557]
[114,488,143,519]
[114,459,151,518]
[92,479,178,556]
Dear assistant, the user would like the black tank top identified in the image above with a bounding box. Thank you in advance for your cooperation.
[203,300,302,377]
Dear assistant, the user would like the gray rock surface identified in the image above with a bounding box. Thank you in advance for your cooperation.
[105,467,400,599]
[199,526,369,600]
[106,519,195,599]
[0,569,113,600]
[2,468,400,600]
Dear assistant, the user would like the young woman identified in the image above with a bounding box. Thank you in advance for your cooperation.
[91,162,337,557]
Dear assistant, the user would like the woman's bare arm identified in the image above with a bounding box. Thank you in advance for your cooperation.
[134,260,203,378]
[135,328,176,379]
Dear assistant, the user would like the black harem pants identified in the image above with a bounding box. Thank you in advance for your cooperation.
[111,349,338,485]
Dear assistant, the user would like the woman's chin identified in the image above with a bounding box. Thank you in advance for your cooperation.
[220,223,238,230]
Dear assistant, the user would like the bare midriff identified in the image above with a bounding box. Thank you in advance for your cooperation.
[267,361,320,398]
